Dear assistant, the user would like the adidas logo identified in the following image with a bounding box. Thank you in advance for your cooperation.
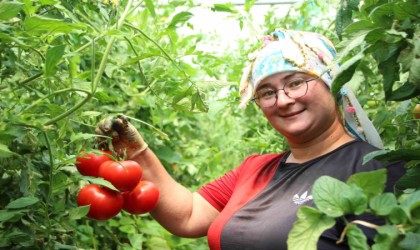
[292,191,313,205]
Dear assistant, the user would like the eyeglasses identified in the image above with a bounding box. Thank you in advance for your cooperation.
[252,78,319,108]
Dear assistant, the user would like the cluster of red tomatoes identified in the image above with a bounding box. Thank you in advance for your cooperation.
[75,150,159,220]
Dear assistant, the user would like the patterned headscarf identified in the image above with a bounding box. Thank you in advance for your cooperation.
[239,29,384,149]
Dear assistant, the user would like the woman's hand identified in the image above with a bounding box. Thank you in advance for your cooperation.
[95,115,218,237]
[95,115,148,159]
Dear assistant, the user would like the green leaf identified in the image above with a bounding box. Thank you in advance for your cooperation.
[398,42,415,72]
[331,52,364,98]
[105,29,126,37]
[68,205,90,220]
[375,46,400,101]
[372,225,400,250]
[80,176,118,191]
[51,172,69,195]
[347,224,369,250]
[147,236,171,250]
[45,45,66,77]
[124,53,161,65]
[345,184,369,215]
[347,169,387,199]
[167,11,193,29]
[342,20,376,37]
[23,15,86,34]
[398,233,420,250]
[22,0,39,15]
[6,196,39,209]
[372,42,400,64]
[0,1,24,20]
[244,0,256,12]
[155,146,181,163]
[362,149,387,164]
[3,230,29,243]
[369,193,398,216]
[369,3,395,28]
[335,0,360,39]
[0,33,28,47]
[364,28,387,44]
[40,0,57,5]
[400,190,420,223]
[172,87,193,106]
[367,148,420,162]
[70,133,99,144]
[372,109,391,129]
[0,210,23,222]
[312,176,367,217]
[348,0,360,10]
[211,3,238,13]
[80,111,102,117]
[336,33,368,63]
[389,206,408,224]
[144,0,156,17]
[119,225,136,234]
[408,32,420,88]
[388,81,420,101]
[128,233,143,250]
[287,206,335,250]
[54,243,81,250]
[335,7,353,39]
[0,143,20,158]
[191,91,208,112]
[396,166,420,189]
[409,58,420,89]
[361,0,378,10]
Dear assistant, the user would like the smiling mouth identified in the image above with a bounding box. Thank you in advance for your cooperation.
[281,110,304,118]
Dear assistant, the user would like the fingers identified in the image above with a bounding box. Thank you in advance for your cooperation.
[94,116,115,150]
[111,115,141,144]
[97,116,114,134]
[111,115,128,133]
[94,115,147,157]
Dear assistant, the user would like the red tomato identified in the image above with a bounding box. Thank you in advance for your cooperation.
[76,150,113,177]
[98,160,143,192]
[77,184,123,220]
[122,180,160,214]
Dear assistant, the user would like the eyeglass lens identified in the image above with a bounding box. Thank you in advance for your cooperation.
[256,79,314,107]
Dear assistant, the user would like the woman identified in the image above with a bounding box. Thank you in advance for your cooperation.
[95,29,405,249]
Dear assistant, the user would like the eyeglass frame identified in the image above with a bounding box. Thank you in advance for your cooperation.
[251,77,319,108]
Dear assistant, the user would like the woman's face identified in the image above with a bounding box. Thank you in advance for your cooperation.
[256,71,339,143]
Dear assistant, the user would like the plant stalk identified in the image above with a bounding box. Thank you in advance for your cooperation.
[44,0,134,126]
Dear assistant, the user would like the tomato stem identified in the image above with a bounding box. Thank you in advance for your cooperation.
[19,88,91,114]
[336,219,379,244]
[123,22,206,108]
[17,72,43,86]
[122,115,169,140]
[44,0,135,126]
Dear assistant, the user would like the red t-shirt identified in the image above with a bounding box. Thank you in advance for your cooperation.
[197,141,406,250]
[198,153,285,249]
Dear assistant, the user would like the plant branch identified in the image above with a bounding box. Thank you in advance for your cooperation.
[18,72,43,85]
[44,0,135,126]
[337,220,380,244]
[20,88,91,114]
[42,130,54,201]
[123,114,169,140]
[72,0,143,54]
[123,36,159,96]
[124,22,207,108]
